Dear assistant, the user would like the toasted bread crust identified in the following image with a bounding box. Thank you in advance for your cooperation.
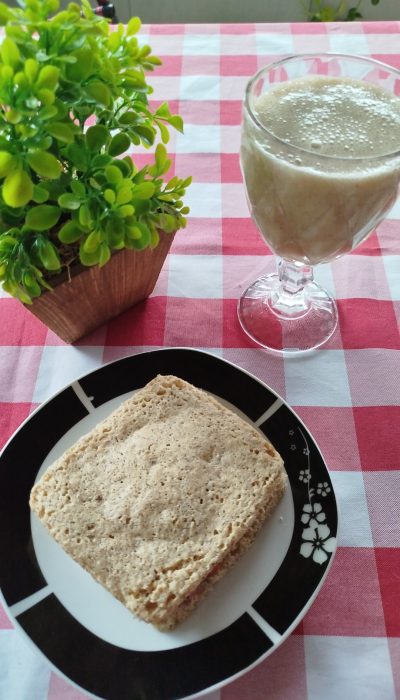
[30,375,286,629]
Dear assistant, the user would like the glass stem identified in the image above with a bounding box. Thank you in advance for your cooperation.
[269,259,314,319]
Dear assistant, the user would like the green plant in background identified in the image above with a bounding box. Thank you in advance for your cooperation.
[0,0,191,303]
[305,0,380,21]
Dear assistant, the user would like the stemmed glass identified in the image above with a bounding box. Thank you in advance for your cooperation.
[238,54,400,354]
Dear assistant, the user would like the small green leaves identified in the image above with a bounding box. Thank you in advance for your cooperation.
[79,203,92,227]
[104,188,115,205]
[108,133,130,157]
[86,125,109,151]
[86,81,111,107]
[132,182,155,199]
[0,152,17,178]
[1,37,20,68]
[25,205,61,231]
[105,165,123,184]
[27,151,62,179]
[83,230,101,253]
[32,185,50,204]
[0,0,191,302]
[3,170,33,207]
[36,65,60,91]
[127,16,141,36]
[98,242,111,267]
[36,238,60,270]
[58,220,82,244]
[46,121,75,144]
[58,193,81,209]
[24,58,39,83]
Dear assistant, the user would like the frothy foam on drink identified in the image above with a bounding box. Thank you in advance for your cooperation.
[241,75,400,264]
[254,77,400,160]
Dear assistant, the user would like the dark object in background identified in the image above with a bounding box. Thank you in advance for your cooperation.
[94,1,117,20]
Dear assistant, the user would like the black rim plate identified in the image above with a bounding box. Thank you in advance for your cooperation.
[0,348,338,700]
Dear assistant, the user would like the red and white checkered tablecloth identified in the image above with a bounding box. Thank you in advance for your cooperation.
[1,19,399,700]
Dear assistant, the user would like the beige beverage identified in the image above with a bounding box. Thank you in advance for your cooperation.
[241,76,400,264]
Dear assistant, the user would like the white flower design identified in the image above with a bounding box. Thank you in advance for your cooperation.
[299,469,311,483]
[316,481,331,497]
[289,429,295,436]
[290,444,297,451]
[303,447,310,456]
[300,524,336,564]
[301,502,325,528]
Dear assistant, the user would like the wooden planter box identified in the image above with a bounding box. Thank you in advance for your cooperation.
[27,230,175,343]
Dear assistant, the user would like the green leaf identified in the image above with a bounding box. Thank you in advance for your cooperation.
[0,2,12,25]
[38,105,58,120]
[117,204,135,218]
[108,32,120,52]
[108,133,130,157]
[98,242,111,267]
[3,170,33,207]
[79,244,100,266]
[65,143,87,170]
[168,115,184,133]
[46,122,74,144]
[86,80,111,107]
[70,180,85,197]
[36,65,60,90]
[319,6,336,20]
[157,120,170,144]
[27,151,62,179]
[130,222,151,249]
[132,125,155,146]
[155,102,171,119]
[79,203,92,227]
[24,58,39,84]
[25,205,61,231]
[23,271,41,298]
[1,38,20,68]
[104,188,115,205]
[119,111,137,125]
[14,71,28,88]
[58,220,82,244]
[0,152,17,178]
[86,124,109,151]
[58,193,81,209]
[132,182,155,199]
[116,185,132,206]
[32,185,49,203]
[5,109,22,125]
[37,239,60,271]
[126,16,141,35]
[37,88,55,106]
[91,153,112,169]
[105,165,123,184]
[83,230,101,253]
[150,228,160,248]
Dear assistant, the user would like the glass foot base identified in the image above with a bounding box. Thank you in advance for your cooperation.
[238,273,338,354]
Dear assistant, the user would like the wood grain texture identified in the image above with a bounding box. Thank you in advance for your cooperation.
[27,231,175,343]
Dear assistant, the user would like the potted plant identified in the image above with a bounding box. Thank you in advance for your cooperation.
[0,0,191,342]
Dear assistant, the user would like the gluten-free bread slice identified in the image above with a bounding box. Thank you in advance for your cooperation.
[30,375,286,630]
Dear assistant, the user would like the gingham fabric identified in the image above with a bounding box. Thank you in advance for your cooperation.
[1,20,400,700]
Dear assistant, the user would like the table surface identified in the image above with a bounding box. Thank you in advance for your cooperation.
[0,19,399,700]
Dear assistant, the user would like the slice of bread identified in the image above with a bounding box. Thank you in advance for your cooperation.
[30,375,286,630]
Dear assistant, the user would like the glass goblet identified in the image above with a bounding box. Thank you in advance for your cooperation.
[238,54,400,354]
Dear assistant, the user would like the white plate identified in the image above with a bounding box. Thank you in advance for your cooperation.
[0,348,338,700]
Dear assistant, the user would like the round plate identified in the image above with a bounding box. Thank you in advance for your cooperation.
[0,348,338,700]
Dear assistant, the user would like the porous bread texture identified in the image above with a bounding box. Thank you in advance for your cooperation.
[30,375,287,630]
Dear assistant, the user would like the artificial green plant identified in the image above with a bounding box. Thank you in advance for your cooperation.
[305,0,380,22]
[0,0,191,302]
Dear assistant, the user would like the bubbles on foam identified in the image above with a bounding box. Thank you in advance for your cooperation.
[254,76,400,159]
